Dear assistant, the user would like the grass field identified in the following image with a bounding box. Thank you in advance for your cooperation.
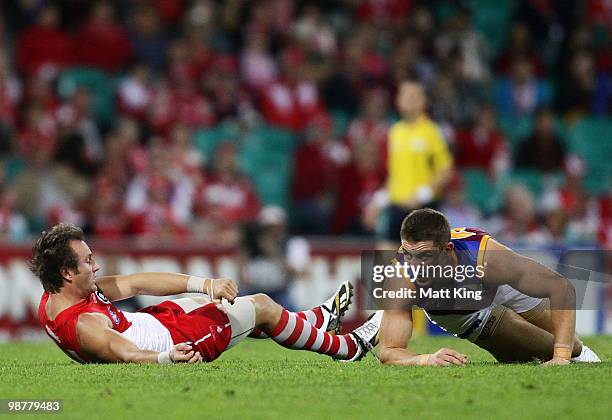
[1,336,611,420]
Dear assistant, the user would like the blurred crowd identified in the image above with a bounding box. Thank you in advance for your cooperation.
[0,0,610,248]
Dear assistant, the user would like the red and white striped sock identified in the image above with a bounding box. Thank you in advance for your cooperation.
[248,306,327,339]
[295,306,326,329]
[267,309,358,359]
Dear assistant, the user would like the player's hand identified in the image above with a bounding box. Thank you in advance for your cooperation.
[210,278,239,303]
[541,357,571,366]
[428,348,468,366]
[170,343,203,363]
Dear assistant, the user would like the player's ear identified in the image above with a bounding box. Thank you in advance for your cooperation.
[445,242,454,251]
[61,267,73,283]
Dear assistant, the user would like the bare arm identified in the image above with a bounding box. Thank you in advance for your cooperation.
[483,239,576,359]
[76,313,202,364]
[378,308,419,365]
[431,166,453,195]
[378,308,467,366]
[95,272,238,303]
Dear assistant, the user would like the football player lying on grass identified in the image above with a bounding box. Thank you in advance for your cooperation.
[376,209,601,367]
[33,223,380,364]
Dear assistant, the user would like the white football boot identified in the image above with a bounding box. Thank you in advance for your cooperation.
[341,310,383,362]
[571,344,602,363]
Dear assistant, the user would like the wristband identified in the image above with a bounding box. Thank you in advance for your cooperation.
[414,354,431,366]
[553,343,572,360]
[157,350,173,364]
[187,276,205,293]
[207,278,215,300]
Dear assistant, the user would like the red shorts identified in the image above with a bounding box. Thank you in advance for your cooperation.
[139,301,231,362]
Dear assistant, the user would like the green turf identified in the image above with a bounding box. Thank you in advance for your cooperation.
[1,336,611,420]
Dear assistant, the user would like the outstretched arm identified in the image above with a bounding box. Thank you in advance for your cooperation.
[483,239,576,364]
[378,308,467,366]
[95,272,238,303]
[76,313,202,364]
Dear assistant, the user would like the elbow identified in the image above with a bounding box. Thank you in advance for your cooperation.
[564,278,577,309]
[549,276,577,310]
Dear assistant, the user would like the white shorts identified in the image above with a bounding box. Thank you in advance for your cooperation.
[171,296,256,349]
[425,285,542,342]
[223,297,257,349]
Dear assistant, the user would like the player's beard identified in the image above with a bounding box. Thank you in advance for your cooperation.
[90,277,98,293]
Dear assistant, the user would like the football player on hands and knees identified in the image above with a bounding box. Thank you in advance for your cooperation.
[376,209,601,366]
[33,224,381,364]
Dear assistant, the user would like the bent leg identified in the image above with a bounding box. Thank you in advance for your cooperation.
[517,299,582,357]
[247,293,360,360]
[170,296,256,349]
[473,306,555,362]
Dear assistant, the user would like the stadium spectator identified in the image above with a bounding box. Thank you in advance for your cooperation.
[495,21,545,77]
[334,89,389,234]
[83,178,128,239]
[333,137,386,235]
[0,186,28,241]
[555,50,610,119]
[128,6,168,72]
[541,156,600,245]
[125,141,193,238]
[344,88,389,162]
[192,142,260,245]
[0,51,21,130]
[240,206,311,310]
[73,1,132,72]
[515,107,566,173]
[12,145,89,229]
[148,75,215,136]
[390,34,436,90]
[16,102,57,159]
[239,30,278,90]
[453,104,510,179]
[440,8,491,83]
[496,54,551,118]
[354,0,413,27]
[491,183,550,246]
[16,4,72,77]
[55,87,104,171]
[259,53,327,132]
[439,172,482,230]
[167,122,204,183]
[429,71,465,129]
[291,3,337,58]
[118,63,154,122]
[127,174,190,240]
[292,114,347,235]
[203,55,253,122]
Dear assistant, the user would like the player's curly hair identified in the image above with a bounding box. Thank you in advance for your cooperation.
[400,208,451,247]
[30,223,84,293]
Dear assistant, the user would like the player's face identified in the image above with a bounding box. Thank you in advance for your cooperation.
[396,83,425,118]
[400,240,443,266]
[400,239,454,285]
[66,240,100,296]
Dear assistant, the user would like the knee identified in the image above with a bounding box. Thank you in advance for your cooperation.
[250,293,277,322]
